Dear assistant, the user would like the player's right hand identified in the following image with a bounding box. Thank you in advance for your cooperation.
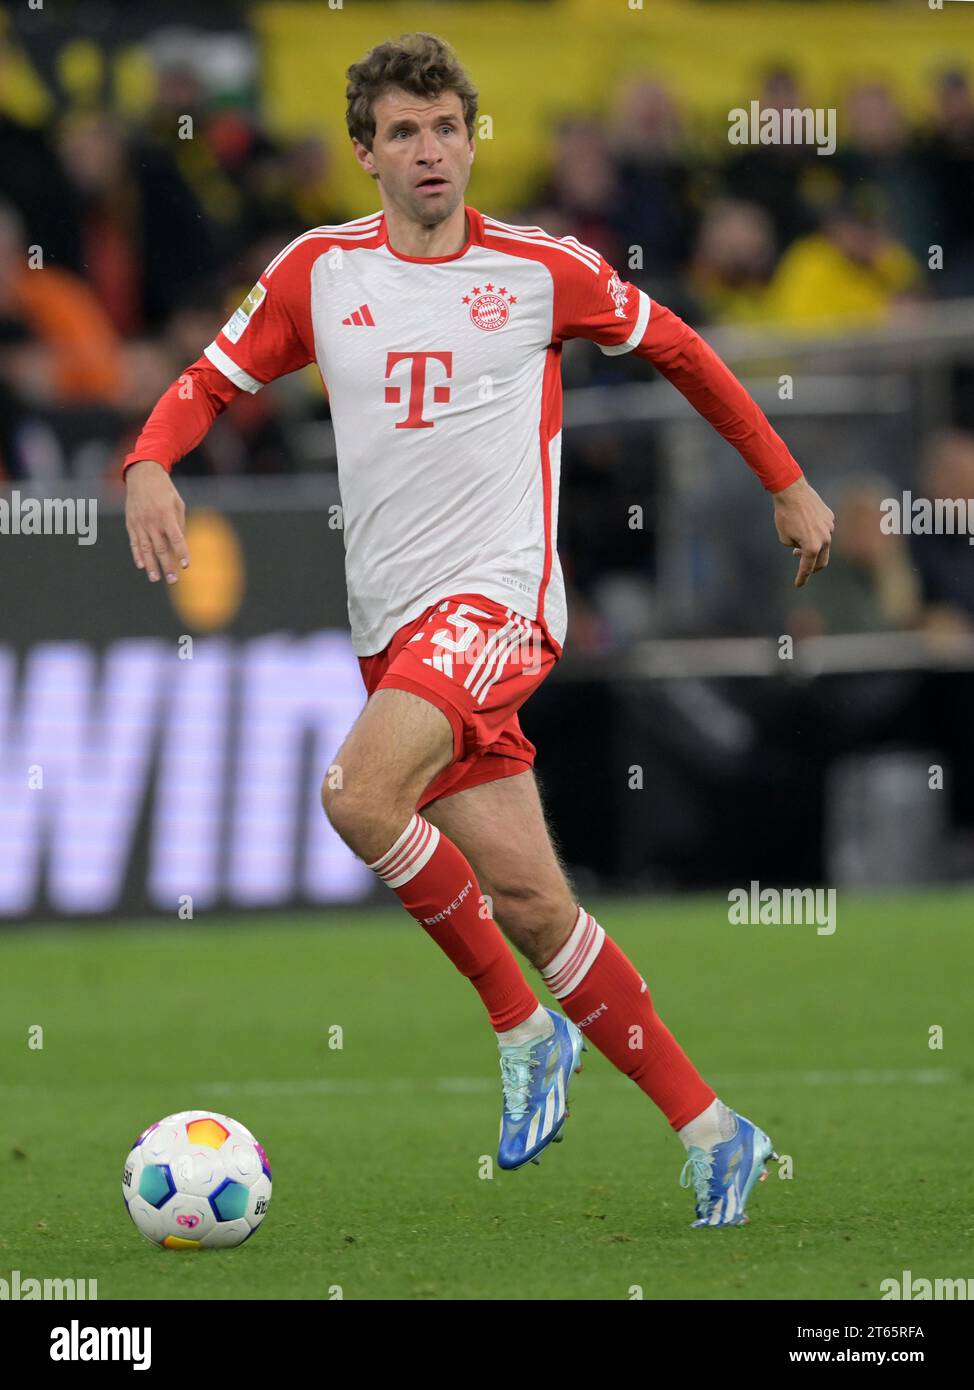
[772,475,835,588]
[124,459,189,584]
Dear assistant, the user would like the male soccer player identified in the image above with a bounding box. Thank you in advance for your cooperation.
[124,33,834,1226]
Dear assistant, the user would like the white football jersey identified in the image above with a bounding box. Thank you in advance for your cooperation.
[203,206,654,656]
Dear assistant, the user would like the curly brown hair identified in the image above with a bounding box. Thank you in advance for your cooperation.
[345,33,478,151]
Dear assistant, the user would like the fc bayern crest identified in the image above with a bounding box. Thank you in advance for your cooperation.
[463,283,516,331]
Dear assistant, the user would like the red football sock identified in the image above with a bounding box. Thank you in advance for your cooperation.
[541,906,715,1130]
[367,813,539,1032]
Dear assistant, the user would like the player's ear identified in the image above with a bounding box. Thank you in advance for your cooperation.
[351,138,377,179]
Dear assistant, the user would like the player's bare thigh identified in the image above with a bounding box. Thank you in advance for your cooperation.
[322,688,454,862]
[423,770,578,968]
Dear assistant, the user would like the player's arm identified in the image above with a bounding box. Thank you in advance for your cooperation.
[553,255,834,587]
[123,253,315,584]
[124,363,238,583]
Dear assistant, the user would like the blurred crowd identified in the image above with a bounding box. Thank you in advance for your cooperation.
[0,42,349,483]
[520,66,974,335]
[783,430,974,640]
[1,25,973,643]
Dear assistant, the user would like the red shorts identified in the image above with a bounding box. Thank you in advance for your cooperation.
[358,593,560,810]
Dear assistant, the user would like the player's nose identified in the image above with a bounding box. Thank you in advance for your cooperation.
[415,128,443,163]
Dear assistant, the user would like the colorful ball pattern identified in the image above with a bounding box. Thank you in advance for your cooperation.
[123,1110,271,1250]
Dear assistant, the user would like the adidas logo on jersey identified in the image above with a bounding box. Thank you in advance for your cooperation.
[341,304,375,326]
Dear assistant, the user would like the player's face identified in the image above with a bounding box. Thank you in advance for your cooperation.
[356,88,474,226]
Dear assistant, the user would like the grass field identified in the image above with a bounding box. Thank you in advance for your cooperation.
[1,890,971,1301]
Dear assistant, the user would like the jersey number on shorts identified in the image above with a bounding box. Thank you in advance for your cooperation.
[429,604,494,655]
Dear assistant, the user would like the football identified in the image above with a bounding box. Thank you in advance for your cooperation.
[122,1110,271,1250]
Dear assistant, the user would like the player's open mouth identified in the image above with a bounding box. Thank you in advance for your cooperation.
[416,177,449,191]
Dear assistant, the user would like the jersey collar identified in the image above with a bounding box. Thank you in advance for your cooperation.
[379,205,483,263]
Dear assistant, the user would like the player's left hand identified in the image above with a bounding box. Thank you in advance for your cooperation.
[772,476,835,587]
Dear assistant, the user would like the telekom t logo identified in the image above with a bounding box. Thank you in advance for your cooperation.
[384,351,452,428]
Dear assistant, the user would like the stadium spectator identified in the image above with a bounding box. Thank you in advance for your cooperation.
[141,60,247,259]
[533,117,629,269]
[558,430,662,646]
[910,429,974,630]
[57,110,218,334]
[833,79,931,265]
[0,202,121,404]
[687,199,777,324]
[916,69,974,297]
[605,78,698,284]
[227,128,351,253]
[0,89,78,273]
[722,66,825,251]
[280,133,354,234]
[785,477,921,637]
[141,49,352,260]
[764,190,924,328]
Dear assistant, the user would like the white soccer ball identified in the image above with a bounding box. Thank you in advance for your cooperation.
[122,1110,271,1250]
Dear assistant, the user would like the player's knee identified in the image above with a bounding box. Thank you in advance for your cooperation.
[321,775,409,860]
[321,778,369,842]
[493,881,573,938]
[321,750,364,820]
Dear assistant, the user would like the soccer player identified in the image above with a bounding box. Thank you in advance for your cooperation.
[124,33,834,1226]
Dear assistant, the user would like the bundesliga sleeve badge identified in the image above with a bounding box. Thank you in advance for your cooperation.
[222,281,268,344]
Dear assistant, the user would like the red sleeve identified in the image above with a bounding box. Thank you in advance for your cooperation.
[552,251,803,494]
[203,243,315,393]
[122,356,239,476]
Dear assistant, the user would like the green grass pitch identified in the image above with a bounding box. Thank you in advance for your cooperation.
[1,891,970,1300]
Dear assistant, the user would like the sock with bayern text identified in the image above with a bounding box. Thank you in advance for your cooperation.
[367,813,540,1033]
[540,906,716,1130]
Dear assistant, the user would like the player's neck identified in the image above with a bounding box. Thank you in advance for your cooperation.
[382,203,469,259]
